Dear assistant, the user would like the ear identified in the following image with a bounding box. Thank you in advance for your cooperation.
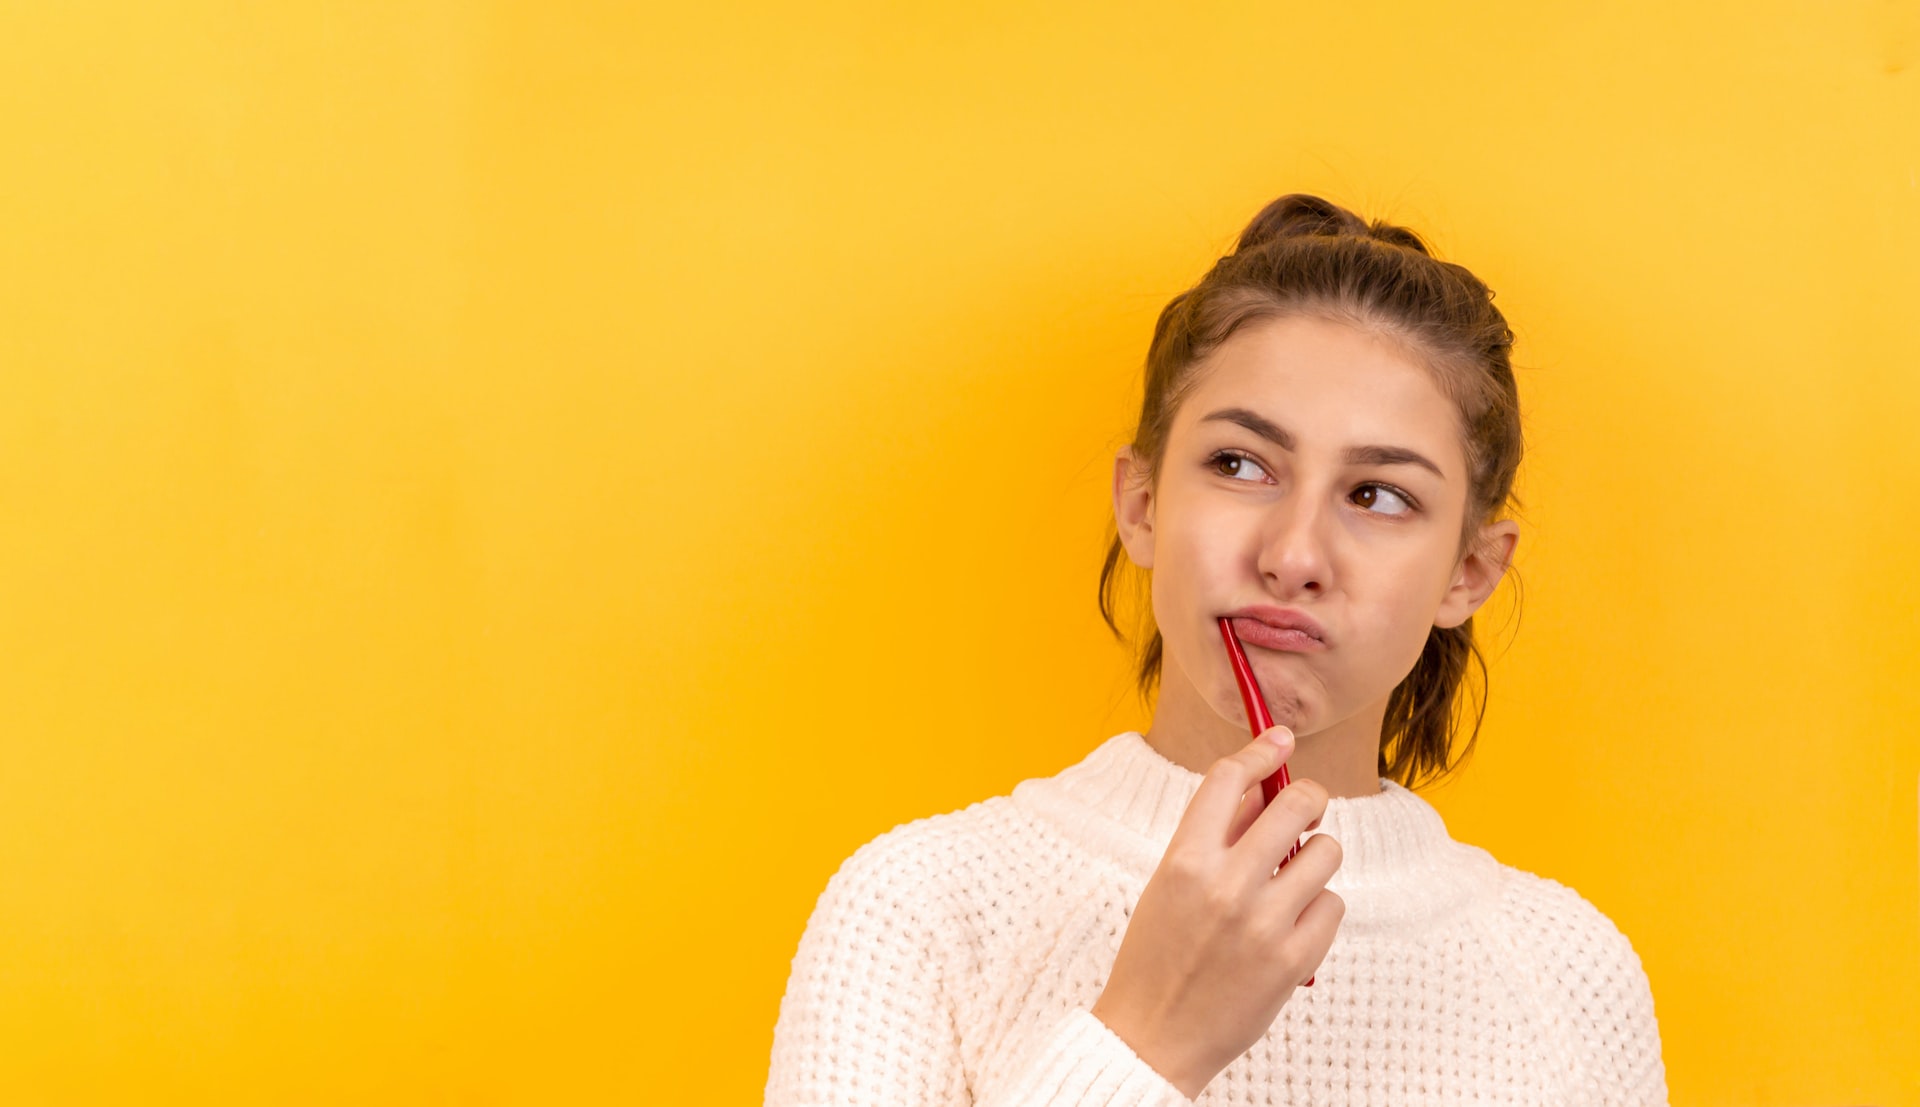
[1433,517,1519,630]
[1112,446,1156,570]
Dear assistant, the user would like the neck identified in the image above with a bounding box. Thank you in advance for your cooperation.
[1141,660,1386,798]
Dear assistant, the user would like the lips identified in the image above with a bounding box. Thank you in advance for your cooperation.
[1223,606,1329,652]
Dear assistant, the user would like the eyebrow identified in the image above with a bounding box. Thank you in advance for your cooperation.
[1199,407,1447,480]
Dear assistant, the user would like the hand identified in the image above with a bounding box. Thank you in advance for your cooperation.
[1089,727,1345,1100]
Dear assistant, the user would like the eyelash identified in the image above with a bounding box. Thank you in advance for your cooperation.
[1205,448,1421,515]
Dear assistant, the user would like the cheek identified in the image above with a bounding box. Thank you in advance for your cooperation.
[1144,502,1242,646]
[1351,551,1440,620]
[1153,506,1243,610]
[1358,556,1457,654]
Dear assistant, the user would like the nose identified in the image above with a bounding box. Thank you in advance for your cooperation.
[1255,484,1334,598]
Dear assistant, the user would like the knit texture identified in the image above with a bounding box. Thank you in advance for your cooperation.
[766,732,1668,1105]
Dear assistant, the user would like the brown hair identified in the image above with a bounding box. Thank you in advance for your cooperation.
[1097,193,1526,789]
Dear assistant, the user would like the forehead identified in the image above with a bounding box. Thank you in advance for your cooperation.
[1175,314,1465,463]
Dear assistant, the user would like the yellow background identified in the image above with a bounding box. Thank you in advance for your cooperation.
[2,2,1916,1104]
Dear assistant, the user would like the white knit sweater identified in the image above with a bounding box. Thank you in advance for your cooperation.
[766,731,1668,1106]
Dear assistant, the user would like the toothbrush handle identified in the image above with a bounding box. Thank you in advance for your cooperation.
[1218,618,1315,988]
[1219,618,1295,810]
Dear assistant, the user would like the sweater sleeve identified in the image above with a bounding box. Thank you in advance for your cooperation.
[765,825,1192,1107]
[1513,877,1671,1107]
[1574,918,1668,1107]
[976,1007,1193,1107]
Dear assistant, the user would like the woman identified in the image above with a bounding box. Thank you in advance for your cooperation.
[764,194,1667,1105]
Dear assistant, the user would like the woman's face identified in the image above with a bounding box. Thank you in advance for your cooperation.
[1114,313,1514,742]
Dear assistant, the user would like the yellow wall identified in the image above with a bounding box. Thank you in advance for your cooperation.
[1,2,1915,1103]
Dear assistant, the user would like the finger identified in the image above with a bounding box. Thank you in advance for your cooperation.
[1224,781,1265,846]
[1171,729,1295,849]
[1256,832,1343,920]
[1289,888,1346,974]
[1234,776,1328,872]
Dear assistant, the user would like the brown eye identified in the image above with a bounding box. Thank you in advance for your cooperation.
[1210,450,1268,482]
[1353,483,1414,516]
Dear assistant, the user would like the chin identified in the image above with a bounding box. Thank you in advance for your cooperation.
[1219,681,1310,734]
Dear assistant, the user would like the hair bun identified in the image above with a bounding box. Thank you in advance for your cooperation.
[1235,193,1433,257]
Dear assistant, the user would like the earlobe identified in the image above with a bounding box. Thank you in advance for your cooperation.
[1111,448,1155,570]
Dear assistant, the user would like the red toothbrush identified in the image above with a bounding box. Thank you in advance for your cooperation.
[1217,616,1314,987]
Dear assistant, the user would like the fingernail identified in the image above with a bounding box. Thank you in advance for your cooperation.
[1263,726,1293,750]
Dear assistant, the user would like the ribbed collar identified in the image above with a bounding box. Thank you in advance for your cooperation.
[1011,731,1492,933]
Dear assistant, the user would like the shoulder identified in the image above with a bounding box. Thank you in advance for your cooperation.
[1476,852,1669,1100]
[769,802,1027,1104]
[1485,857,1647,982]
[805,795,1031,928]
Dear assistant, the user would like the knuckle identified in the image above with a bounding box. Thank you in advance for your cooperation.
[1200,881,1242,919]
[1275,931,1315,970]
[1209,749,1270,785]
[1276,782,1323,822]
[1248,906,1289,945]
[1204,755,1248,784]
[1160,846,1207,885]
